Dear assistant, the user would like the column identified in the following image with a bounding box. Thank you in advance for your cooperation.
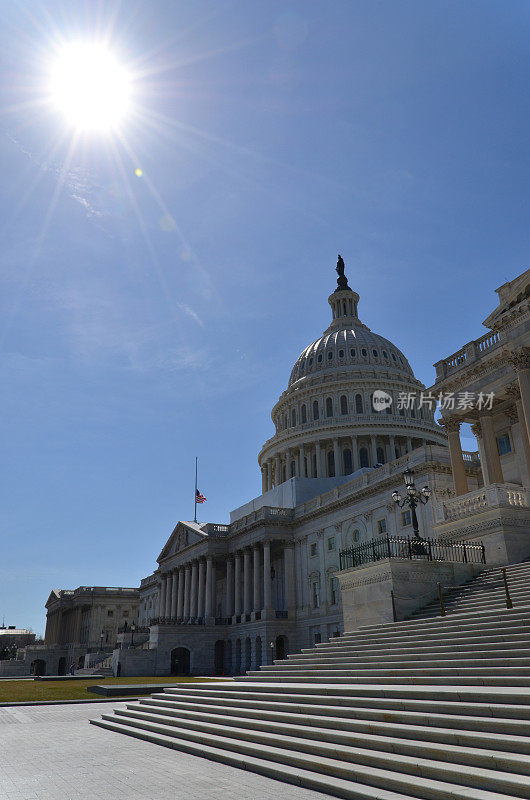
[299,444,305,477]
[253,545,261,613]
[177,567,184,619]
[389,435,396,462]
[306,447,313,478]
[197,559,206,621]
[205,557,213,619]
[234,552,242,618]
[261,466,267,494]
[183,564,191,620]
[225,558,234,619]
[480,414,504,484]
[243,548,252,615]
[262,540,272,613]
[333,438,342,476]
[190,561,199,619]
[267,461,273,491]
[170,571,178,619]
[351,436,359,472]
[509,349,530,446]
[441,417,469,495]
[165,574,173,618]
[284,544,296,618]
[515,398,530,484]
[211,561,217,617]
[315,441,322,478]
[285,449,291,480]
[370,436,378,466]
[275,455,281,486]
[159,576,166,618]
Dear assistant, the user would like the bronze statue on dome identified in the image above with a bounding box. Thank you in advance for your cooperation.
[335,253,350,291]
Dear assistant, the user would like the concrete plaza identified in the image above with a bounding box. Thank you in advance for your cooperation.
[0,701,330,800]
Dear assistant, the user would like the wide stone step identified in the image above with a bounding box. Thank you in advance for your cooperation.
[249,665,530,678]
[91,716,512,800]
[137,696,530,752]
[93,711,530,799]
[300,634,530,656]
[244,675,530,686]
[290,648,530,663]
[354,609,530,633]
[272,655,530,669]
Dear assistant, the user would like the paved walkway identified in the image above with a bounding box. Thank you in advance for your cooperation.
[0,702,330,800]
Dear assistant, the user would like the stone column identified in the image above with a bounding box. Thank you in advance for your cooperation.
[284,544,296,618]
[190,561,199,620]
[508,349,530,447]
[351,436,359,472]
[306,447,313,478]
[285,449,291,480]
[211,561,217,617]
[262,540,272,614]
[261,466,267,494]
[183,564,191,620]
[406,437,412,453]
[515,398,530,484]
[480,414,504,484]
[299,444,305,478]
[441,417,469,496]
[267,461,273,491]
[234,552,242,618]
[159,576,166,618]
[253,545,261,614]
[370,437,378,466]
[165,574,173,618]
[197,560,206,621]
[170,571,178,619]
[275,455,281,486]
[314,441,321,477]
[389,435,396,462]
[177,567,184,620]
[333,438,342,476]
[225,558,234,619]
[243,548,252,615]
[205,557,213,619]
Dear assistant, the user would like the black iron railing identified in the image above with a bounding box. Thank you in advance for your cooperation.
[339,536,485,570]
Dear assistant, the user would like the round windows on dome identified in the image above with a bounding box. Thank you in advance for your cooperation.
[338,349,344,358]
[328,351,333,360]
[350,348,356,357]
[372,349,378,357]
[382,350,388,358]
[353,529,360,542]
[391,353,397,361]
[309,357,313,365]
[317,354,323,363]
[361,348,367,357]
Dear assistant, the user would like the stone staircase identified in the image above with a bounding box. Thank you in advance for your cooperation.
[91,560,530,800]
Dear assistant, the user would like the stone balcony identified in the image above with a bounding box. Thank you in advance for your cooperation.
[432,482,530,565]
[434,329,503,382]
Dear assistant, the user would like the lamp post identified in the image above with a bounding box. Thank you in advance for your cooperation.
[130,623,136,647]
[99,630,104,652]
[269,640,274,664]
[391,467,431,539]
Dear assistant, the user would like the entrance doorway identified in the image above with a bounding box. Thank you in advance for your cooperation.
[275,635,287,660]
[170,647,190,675]
[30,659,46,676]
[214,640,225,675]
[57,657,66,675]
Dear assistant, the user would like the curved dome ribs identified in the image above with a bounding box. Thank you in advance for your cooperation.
[258,258,446,491]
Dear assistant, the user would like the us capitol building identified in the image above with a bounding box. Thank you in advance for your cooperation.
[23,259,530,677]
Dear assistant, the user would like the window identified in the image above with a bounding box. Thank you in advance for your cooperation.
[338,349,344,358]
[355,394,363,414]
[312,581,320,608]
[328,351,333,360]
[350,348,356,357]
[391,353,397,361]
[326,397,333,417]
[313,631,322,644]
[327,537,335,551]
[497,434,512,455]
[382,350,388,358]
[317,354,323,363]
[123,610,129,617]
[107,610,113,617]
[343,448,352,474]
[309,357,313,366]
[330,577,339,605]
[359,447,369,468]
[313,400,319,420]
[361,348,367,357]
[327,450,335,477]
[372,349,378,357]
[301,404,307,423]
[376,446,385,464]
[340,395,348,415]
[310,542,318,557]
[291,408,296,426]
[352,529,360,542]
[377,519,387,535]
[402,510,412,526]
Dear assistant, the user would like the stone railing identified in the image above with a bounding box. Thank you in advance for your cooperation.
[462,450,480,463]
[230,506,294,532]
[434,329,503,381]
[439,484,529,522]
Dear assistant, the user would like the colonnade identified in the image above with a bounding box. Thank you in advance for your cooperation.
[261,434,428,492]
[156,542,295,624]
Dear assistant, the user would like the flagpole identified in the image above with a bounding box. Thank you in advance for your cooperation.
[194,457,198,523]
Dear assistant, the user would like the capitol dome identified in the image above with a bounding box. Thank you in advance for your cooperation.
[258,256,447,491]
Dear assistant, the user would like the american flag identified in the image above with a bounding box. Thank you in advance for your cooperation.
[196,489,206,504]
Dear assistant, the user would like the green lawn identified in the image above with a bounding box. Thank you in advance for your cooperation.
[0,675,217,703]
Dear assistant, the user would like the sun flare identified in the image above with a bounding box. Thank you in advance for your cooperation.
[50,42,131,132]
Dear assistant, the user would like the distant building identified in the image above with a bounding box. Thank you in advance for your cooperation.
[0,626,35,649]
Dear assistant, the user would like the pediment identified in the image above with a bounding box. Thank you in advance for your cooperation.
[45,590,61,609]
[483,269,530,329]
[157,521,207,562]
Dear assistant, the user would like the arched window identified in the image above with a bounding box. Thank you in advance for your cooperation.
[327,450,335,477]
[301,404,307,423]
[326,397,333,417]
[361,348,367,357]
[317,354,323,363]
[359,447,369,468]
[313,400,319,420]
[340,395,348,415]
[291,460,296,478]
[350,348,356,357]
[355,394,363,414]
[372,349,378,357]
[343,448,352,474]
[291,408,296,426]
[328,351,333,360]
[338,349,344,358]
[284,413,288,429]
[376,446,385,464]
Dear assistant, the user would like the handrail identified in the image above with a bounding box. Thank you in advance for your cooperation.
[339,535,486,570]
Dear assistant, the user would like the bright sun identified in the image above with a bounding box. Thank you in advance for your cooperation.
[50,42,131,132]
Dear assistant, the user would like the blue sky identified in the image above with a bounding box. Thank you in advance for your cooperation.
[0,0,528,636]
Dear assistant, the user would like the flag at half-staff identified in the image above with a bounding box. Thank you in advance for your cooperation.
[196,489,206,504]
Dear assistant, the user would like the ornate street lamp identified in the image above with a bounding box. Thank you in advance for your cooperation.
[99,630,104,652]
[269,640,275,663]
[130,622,136,647]
[391,467,431,539]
